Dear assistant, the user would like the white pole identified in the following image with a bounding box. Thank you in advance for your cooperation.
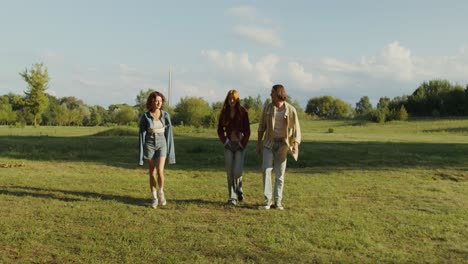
[168,67,172,107]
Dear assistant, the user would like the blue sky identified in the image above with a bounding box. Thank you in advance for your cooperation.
[2,0,468,108]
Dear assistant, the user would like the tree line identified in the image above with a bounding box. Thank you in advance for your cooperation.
[1,63,467,127]
[306,80,468,122]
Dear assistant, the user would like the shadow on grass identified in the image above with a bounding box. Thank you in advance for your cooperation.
[0,186,147,207]
[0,186,265,209]
[1,135,468,172]
[171,199,263,210]
[423,127,468,134]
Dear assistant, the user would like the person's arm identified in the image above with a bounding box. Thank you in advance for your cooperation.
[165,112,176,164]
[256,105,267,155]
[217,113,228,145]
[138,114,147,166]
[240,108,250,148]
[290,107,301,155]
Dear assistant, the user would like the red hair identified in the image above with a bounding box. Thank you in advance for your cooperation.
[219,89,242,127]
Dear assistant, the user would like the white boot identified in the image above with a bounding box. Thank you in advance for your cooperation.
[158,190,166,206]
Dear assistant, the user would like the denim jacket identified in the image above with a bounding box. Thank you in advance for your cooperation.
[138,110,176,165]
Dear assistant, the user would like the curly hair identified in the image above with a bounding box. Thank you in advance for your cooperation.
[146,91,166,111]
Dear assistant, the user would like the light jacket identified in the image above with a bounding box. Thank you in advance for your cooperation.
[258,101,301,159]
[138,110,176,165]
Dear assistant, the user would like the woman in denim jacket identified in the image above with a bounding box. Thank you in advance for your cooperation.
[139,91,176,209]
[217,90,250,206]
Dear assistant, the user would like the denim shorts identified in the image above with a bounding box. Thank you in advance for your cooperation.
[144,133,167,161]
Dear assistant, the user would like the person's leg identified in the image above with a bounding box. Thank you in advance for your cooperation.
[147,159,158,208]
[152,134,167,206]
[273,143,288,209]
[233,148,244,202]
[156,156,167,205]
[262,147,274,208]
[224,147,237,204]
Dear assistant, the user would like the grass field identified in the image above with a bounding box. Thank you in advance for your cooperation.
[0,119,467,263]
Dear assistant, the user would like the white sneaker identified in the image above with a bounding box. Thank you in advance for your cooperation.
[151,199,158,209]
[158,191,167,206]
[275,204,284,210]
[263,200,272,210]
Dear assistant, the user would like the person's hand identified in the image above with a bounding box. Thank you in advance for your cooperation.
[256,143,262,155]
[224,138,230,146]
[291,142,299,154]
[238,142,244,149]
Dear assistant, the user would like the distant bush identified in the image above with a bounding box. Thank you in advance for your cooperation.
[328,128,334,133]
[396,105,409,121]
[9,122,25,128]
[368,109,386,123]
[93,127,137,137]
[174,125,208,135]
[127,121,138,127]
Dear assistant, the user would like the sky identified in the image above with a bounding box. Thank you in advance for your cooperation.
[1,0,468,109]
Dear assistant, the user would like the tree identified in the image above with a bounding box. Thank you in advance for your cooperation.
[306,96,334,118]
[306,96,350,119]
[114,105,137,125]
[376,97,390,111]
[59,96,90,126]
[396,105,409,121]
[88,106,103,126]
[174,97,211,127]
[355,96,373,117]
[406,79,458,116]
[5,93,25,111]
[94,105,109,125]
[20,63,50,127]
[0,97,16,125]
[41,94,60,125]
[332,99,351,119]
[135,88,155,116]
[54,104,69,126]
[240,95,263,123]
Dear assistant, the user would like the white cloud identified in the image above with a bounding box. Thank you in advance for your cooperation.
[227,6,257,20]
[38,50,64,62]
[45,89,57,97]
[201,49,279,87]
[119,63,138,77]
[255,54,280,86]
[321,58,361,73]
[118,63,147,83]
[172,79,222,102]
[228,6,281,47]
[321,41,415,81]
[73,78,105,87]
[380,41,414,81]
[227,5,271,24]
[288,62,328,90]
[414,45,468,80]
[200,50,253,72]
[234,25,283,47]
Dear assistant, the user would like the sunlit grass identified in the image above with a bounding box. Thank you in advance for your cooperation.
[0,119,467,263]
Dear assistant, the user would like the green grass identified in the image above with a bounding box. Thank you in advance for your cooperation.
[0,119,467,263]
